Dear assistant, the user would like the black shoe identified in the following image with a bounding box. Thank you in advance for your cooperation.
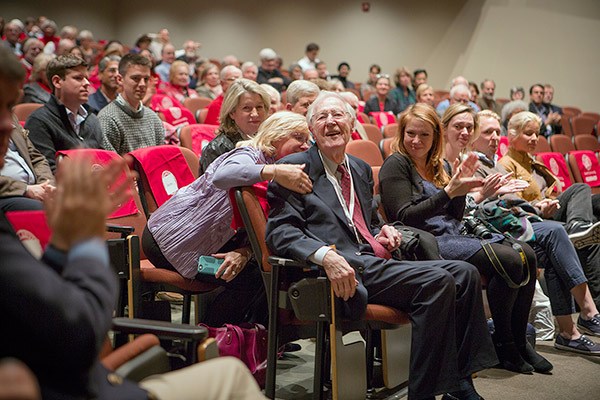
[519,342,553,373]
[494,341,534,374]
[442,378,484,400]
[283,342,302,353]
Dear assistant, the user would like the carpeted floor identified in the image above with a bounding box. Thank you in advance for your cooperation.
[274,338,600,399]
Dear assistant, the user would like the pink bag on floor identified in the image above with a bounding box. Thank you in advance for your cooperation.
[198,323,268,388]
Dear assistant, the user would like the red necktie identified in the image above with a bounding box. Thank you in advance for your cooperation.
[337,164,391,259]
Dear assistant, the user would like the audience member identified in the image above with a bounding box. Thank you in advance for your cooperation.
[303,68,319,81]
[260,83,281,115]
[380,103,540,375]
[315,61,329,81]
[144,111,310,325]
[25,55,103,171]
[257,47,291,92]
[87,55,120,113]
[130,34,152,54]
[470,110,600,356]
[195,63,222,99]
[510,86,525,101]
[20,38,44,82]
[288,63,303,81]
[0,118,55,212]
[267,92,498,400]
[154,43,175,82]
[360,63,380,100]
[331,61,355,89]
[436,76,480,116]
[413,68,428,88]
[76,29,95,64]
[363,74,401,116]
[477,79,501,115]
[39,19,59,53]
[328,79,344,92]
[499,111,600,305]
[149,27,170,61]
[199,79,268,174]
[297,42,320,71]
[415,84,435,107]
[500,100,528,133]
[176,40,201,67]
[158,60,199,103]
[392,67,416,112]
[0,46,267,400]
[241,61,258,81]
[55,38,75,56]
[469,81,480,104]
[21,53,54,104]
[99,53,164,155]
[203,65,242,126]
[285,79,320,116]
[528,84,562,137]
[543,83,557,105]
[339,91,369,141]
[2,21,23,56]
[221,54,241,68]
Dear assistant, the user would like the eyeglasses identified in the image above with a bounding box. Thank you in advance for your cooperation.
[376,74,390,79]
[313,110,348,122]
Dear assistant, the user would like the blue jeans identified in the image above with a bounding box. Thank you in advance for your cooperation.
[531,220,587,316]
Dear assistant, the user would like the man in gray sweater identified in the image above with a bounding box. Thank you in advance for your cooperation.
[98,54,165,155]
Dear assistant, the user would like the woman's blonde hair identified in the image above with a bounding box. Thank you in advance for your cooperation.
[168,60,189,84]
[393,103,450,187]
[218,78,270,137]
[237,111,309,157]
[507,111,541,140]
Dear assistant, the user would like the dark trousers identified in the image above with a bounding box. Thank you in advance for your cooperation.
[554,183,598,227]
[0,196,43,212]
[361,258,497,399]
[466,240,537,348]
[141,225,267,325]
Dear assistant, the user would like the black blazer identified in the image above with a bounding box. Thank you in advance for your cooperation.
[0,213,147,400]
[266,145,386,319]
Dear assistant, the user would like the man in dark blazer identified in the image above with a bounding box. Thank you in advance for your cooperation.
[266,92,498,400]
[529,83,562,137]
[0,120,55,211]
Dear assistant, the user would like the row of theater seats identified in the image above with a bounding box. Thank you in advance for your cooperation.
[6,145,413,399]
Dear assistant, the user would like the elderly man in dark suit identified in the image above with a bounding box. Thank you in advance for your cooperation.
[266,91,498,400]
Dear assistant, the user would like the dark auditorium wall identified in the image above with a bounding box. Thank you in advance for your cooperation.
[3,0,600,111]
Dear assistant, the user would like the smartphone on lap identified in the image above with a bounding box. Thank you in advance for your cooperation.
[197,255,224,276]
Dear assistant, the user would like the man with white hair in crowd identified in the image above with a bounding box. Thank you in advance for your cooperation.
[20,38,44,81]
[2,20,23,56]
[204,65,242,125]
[257,47,290,93]
[149,28,170,61]
[339,91,369,140]
[77,30,95,64]
[436,75,480,116]
[303,68,319,81]
[241,61,258,81]
[285,79,320,116]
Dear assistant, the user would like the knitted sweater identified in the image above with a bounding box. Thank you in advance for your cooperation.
[98,96,165,155]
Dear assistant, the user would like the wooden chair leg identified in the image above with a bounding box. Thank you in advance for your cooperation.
[381,325,412,388]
